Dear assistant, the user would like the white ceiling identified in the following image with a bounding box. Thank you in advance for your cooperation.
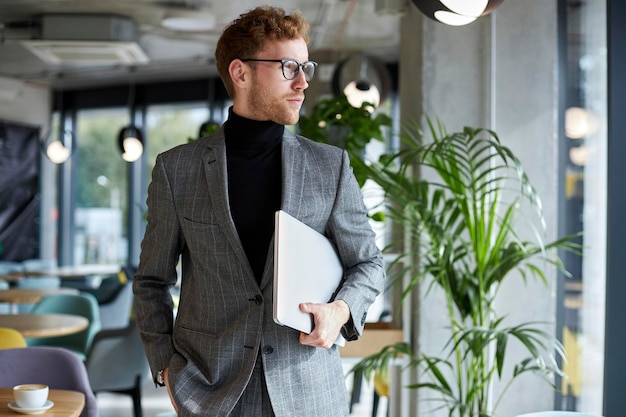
[0,0,404,89]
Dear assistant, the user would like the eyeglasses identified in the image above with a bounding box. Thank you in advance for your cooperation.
[240,59,318,81]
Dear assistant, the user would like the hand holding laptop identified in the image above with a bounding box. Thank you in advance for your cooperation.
[273,210,346,347]
[299,300,349,348]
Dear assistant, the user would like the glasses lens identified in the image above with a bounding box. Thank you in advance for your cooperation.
[302,62,317,81]
[282,60,300,80]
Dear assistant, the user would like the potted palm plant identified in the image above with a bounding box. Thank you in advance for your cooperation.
[350,118,580,417]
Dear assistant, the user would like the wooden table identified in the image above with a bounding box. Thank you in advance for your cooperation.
[0,264,121,282]
[0,388,84,417]
[0,289,79,314]
[26,264,121,279]
[0,314,88,338]
[339,322,404,358]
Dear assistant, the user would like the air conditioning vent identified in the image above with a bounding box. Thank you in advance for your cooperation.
[21,14,149,66]
[21,41,149,66]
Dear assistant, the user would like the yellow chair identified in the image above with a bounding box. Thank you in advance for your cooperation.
[0,327,27,349]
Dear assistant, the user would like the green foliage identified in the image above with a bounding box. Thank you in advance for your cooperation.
[188,121,220,142]
[298,95,392,187]
[350,118,582,417]
[76,111,128,209]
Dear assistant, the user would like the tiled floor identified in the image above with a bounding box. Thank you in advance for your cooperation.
[97,360,387,417]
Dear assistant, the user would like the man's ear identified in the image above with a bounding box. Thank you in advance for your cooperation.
[229,59,248,89]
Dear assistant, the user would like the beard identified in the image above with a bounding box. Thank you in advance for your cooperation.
[247,73,303,125]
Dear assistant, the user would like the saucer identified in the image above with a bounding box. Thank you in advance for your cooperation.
[7,400,54,415]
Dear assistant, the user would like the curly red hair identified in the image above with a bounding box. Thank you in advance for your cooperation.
[215,6,310,98]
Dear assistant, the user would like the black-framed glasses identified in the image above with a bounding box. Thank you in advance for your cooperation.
[240,59,318,81]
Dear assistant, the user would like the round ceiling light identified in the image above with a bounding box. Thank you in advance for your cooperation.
[412,0,504,26]
[331,54,392,111]
[161,11,216,32]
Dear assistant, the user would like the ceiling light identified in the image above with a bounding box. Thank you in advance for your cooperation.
[117,126,144,162]
[569,145,587,166]
[440,0,489,16]
[161,11,216,32]
[46,139,71,164]
[41,92,74,164]
[565,107,599,139]
[332,54,392,110]
[342,81,381,111]
[411,0,504,26]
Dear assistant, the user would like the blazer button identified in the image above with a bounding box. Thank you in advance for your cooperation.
[263,345,274,355]
[254,295,263,305]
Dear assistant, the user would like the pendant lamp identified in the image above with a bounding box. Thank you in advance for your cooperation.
[117,81,144,162]
[117,125,144,162]
[41,91,74,164]
[411,0,504,26]
[331,54,392,111]
[45,130,73,164]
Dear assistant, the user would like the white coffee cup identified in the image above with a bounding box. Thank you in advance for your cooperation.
[13,384,49,409]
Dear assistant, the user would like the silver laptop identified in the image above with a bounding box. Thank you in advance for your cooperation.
[273,210,346,345]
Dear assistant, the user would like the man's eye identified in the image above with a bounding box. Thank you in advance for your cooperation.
[283,61,299,71]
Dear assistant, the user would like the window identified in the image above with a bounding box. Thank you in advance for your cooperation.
[145,103,210,175]
[74,108,129,265]
[559,0,607,412]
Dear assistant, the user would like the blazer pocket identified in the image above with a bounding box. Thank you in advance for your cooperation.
[177,322,220,338]
[180,218,230,255]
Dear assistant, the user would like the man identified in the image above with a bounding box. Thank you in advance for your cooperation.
[133,6,385,416]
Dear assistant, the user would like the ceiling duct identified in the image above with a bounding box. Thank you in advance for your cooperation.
[21,14,149,66]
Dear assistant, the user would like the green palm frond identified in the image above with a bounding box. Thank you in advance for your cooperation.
[354,117,581,417]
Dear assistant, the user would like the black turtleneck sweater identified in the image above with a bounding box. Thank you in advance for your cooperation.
[224,109,283,283]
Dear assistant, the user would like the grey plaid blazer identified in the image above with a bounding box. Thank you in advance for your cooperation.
[133,127,385,416]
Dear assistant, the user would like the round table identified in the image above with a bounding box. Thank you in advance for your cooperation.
[0,264,121,282]
[24,264,121,278]
[0,288,79,314]
[0,314,88,338]
[0,388,85,417]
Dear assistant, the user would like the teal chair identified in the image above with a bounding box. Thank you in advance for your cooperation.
[15,275,62,313]
[27,292,102,361]
[21,258,58,272]
[0,261,23,274]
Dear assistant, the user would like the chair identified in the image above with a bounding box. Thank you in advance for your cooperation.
[0,279,10,314]
[86,319,150,417]
[15,276,62,313]
[61,266,135,329]
[26,293,102,361]
[97,280,134,330]
[516,413,603,417]
[0,346,98,417]
[84,266,135,330]
[15,276,61,289]
[0,327,27,349]
[20,258,58,272]
[0,261,23,275]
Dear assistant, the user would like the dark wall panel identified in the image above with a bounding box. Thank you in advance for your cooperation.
[0,121,40,261]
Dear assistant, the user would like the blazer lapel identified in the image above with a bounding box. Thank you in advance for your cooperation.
[259,131,305,290]
[280,132,305,217]
[202,131,256,280]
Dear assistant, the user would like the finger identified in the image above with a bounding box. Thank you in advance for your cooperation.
[299,302,316,313]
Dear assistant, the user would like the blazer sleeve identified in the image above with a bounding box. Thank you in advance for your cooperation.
[326,150,386,340]
[133,152,183,376]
